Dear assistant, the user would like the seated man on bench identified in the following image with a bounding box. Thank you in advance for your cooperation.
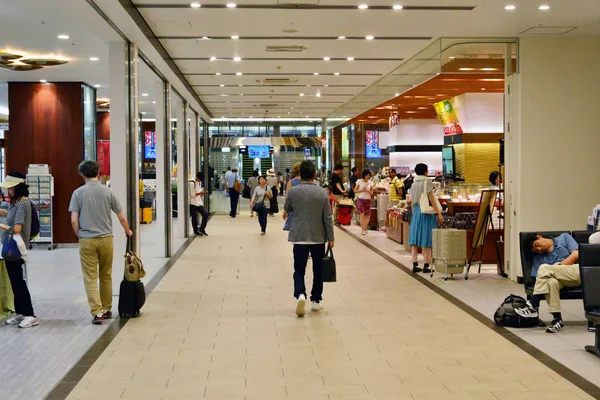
[517,233,580,333]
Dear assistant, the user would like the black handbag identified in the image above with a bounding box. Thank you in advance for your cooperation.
[322,246,337,283]
[252,193,266,213]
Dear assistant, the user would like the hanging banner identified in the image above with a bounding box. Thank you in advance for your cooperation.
[97,141,111,176]
[433,99,463,135]
[389,111,400,128]
[366,130,382,158]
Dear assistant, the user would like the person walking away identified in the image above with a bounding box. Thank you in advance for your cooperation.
[388,168,404,207]
[0,172,37,328]
[355,170,375,235]
[225,167,241,217]
[69,160,133,325]
[330,164,345,224]
[284,161,335,317]
[249,176,273,235]
[266,169,279,216]
[284,168,291,195]
[408,163,443,274]
[189,171,209,236]
[247,169,260,217]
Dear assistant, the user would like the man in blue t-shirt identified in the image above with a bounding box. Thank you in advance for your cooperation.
[516,233,580,333]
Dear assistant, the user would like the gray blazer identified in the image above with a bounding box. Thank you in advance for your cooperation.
[284,182,334,243]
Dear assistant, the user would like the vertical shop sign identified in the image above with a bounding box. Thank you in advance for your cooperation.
[433,100,463,135]
[341,127,349,160]
[97,141,111,175]
[366,130,382,158]
[389,111,400,128]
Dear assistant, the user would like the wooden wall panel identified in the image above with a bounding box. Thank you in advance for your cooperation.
[7,82,83,244]
[96,111,110,141]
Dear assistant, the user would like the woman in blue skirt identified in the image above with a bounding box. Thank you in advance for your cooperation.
[408,163,444,274]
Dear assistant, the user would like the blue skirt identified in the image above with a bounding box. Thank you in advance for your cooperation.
[408,205,438,248]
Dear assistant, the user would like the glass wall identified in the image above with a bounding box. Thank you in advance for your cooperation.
[170,90,185,240]
[82,84,96,160]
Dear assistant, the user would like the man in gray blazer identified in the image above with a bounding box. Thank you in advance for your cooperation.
[284,161,335,317]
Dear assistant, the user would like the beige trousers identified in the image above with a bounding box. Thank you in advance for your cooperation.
[79,237,114,316]
[332,195,342,222]
[533,264,580,313]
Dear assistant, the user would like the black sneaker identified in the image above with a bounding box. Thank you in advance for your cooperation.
[546,319,564,333]
[514,301,539,319]
[412,266,423,273]
[200,230,208,236]
[103,311,112,319]
[92,314,104,325]
[422,267,432,274]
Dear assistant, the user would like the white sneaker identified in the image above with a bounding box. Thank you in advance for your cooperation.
[311,301,324,312]
[296,294,306,317]
[5,314,24,325]
[362,231,367,236]
[18,316,39,328]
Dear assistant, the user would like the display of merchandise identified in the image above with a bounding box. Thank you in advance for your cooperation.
[26,165,56,250]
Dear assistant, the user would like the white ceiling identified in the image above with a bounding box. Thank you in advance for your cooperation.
[132,0,600,119]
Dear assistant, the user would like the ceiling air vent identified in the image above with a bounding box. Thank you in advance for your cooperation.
[266,45,305,53]
[262,78,293,85]
[259,104,279,108]
[521,26,577,35]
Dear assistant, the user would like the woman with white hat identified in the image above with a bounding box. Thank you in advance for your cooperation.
[0,172,38,328]
[266,169,279,215]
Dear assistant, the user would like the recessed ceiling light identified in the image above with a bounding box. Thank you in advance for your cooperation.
[233,56,242,62]
[152,101,156,104]
[366,35,374,40]
[539,4,550,10]
[191,2,201,7]
[418,107,428,110]
[395,93,400,96]
[226,3,236,8]
[481,67,498,71]
[338,36,346,40]
[220,84,225,87]
[313,72,319,75]
[316,93,321,97]
[334,72,340,75]
[142,93,149,97]
[89,57,99,61]
[358,4,369,9]
[347,57,354,61]
[324,84,329,87]
[481,88,487,91]
[393,4,403,10]
[216,72,221,75]
[58,34,69,40]
[141,112,147,115]
[505,4,516,10]
[299,93,305,97]
[459,67,475,71]
[210,56,217,61]
[449,56,456,59]
[201,36,210,40]
[94,84,101,88]
[239,84,243,87]
[40,79,47,83]
[231,35,239,40]
[239,94,244,96]
[323,56,331,61]
[236,72,243,76]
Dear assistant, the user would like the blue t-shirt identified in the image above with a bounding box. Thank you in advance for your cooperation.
[531,233,578,277]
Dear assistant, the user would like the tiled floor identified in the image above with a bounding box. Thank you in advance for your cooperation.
[341,222,600,388]
[0,219,188,400]
[65,211,597,400]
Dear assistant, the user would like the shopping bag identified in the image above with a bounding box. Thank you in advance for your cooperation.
[283,211,293,231]
[1,232,21,262]
[322,246,337,283]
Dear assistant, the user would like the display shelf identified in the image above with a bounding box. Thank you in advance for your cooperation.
[26,165,56,250]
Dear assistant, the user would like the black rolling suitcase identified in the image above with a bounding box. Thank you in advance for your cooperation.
[118,238,146,318]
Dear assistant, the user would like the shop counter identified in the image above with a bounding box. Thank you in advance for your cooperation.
[385,209,403,244]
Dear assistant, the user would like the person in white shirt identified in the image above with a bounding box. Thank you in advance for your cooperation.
[189,172,209,236]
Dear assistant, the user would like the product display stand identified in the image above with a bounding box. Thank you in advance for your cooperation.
[466,190,502,279]
[26,165,56,250]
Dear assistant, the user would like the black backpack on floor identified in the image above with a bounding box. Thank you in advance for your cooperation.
[494,294,539,328]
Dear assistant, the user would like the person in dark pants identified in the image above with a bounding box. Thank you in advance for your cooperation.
[225,167,240,217]
[0,172,37,328]
[284,161,335,317]
[250,176,273,235]
[189,171,209,236]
